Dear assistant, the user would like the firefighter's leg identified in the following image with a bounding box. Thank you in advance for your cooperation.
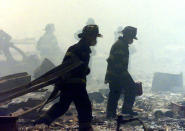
[73,84,93,131]
[35,92,72,126]
[122,85,137,115]
[106,81,121,119]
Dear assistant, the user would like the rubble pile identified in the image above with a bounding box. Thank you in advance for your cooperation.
[0,91,179,130]
[89,92,105,103]
[1,72,185,131]
[133,92,185,130]
[0,98,43,116]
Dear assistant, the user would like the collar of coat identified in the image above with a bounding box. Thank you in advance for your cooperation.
[118,36,129,47]
[78,39,92,54]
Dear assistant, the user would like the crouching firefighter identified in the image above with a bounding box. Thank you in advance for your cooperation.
[34,25,102,131]
[105,26,142,119]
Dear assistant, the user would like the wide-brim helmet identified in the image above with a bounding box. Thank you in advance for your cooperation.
[78,25,102,38]
[120,26,138,40]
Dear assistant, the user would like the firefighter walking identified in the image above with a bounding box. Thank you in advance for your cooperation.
[105,26,139,119]
[35,25,102,131]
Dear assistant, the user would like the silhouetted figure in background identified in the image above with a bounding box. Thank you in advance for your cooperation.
[37,24,61,65]
[0,30,26,63]
[105,26,139,119]
[35,25,102,131]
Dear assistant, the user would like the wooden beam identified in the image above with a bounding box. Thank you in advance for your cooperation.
[0,75,31,93]
[0,60,82,104]
[0,72,28,81]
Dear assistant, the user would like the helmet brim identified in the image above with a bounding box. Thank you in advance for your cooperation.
[78,33,103,38]
[119,31,138,40]
[97,34,103,37]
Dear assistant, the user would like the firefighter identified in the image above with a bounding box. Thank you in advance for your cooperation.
[105,26,138,119]
[36,24,62,65]
[35,25,102,131]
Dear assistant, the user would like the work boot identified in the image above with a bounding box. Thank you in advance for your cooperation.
[122,110,138,116]
[79,127,93,131]
[34,114,52,126]
[79,122,94,131]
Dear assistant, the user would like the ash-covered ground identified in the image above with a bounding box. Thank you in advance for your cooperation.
[2,85,185,131]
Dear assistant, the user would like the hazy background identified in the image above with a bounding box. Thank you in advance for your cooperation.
[0,0,185,87]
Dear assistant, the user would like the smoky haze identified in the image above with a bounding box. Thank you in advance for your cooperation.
[0,0,185,87]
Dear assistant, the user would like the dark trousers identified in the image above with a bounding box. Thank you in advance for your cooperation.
[106,79,136,118]
[45,83,92,124]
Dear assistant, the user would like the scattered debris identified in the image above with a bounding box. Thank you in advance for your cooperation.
[171,102,185,117]
[15,92,185,130]
[98,88,109,97]
[154,110,164,119]
[89,92,105,103]
[1,71,185,130]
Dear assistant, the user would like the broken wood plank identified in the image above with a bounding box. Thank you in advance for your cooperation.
[10,108,25,117]
[0,81,50,104]
[0,72,28,81]
[0,75,31,93]
[0,59,82,104]
[0,57,81,96]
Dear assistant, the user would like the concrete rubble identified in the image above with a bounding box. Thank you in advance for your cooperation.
[0,88,185,130]
[0,65,184,130]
